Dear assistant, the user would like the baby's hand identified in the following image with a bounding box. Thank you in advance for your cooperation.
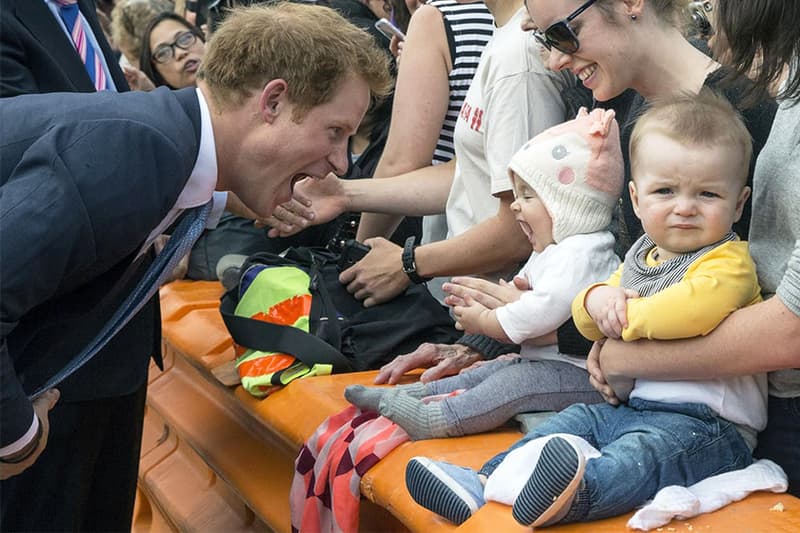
[452,294,491,335]
[584,286,639,339]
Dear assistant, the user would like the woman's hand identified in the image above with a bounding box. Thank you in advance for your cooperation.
[122,65,155,92]
[374,343,482,384]
[262,173,348,237]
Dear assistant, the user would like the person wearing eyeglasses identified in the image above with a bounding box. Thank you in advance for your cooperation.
[139,12,206,90]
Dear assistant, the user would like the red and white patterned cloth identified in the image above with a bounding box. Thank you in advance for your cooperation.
[290,405,409,533]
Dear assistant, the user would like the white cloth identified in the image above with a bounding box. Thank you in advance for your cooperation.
[627,459,788,530]
[483,433,601,505]
[443,7,570,277]
[495,231,619,366]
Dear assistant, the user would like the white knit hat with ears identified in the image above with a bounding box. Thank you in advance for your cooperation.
[508,107,624,243]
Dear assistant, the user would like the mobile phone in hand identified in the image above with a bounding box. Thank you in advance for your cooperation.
[338,239,371,272]
[375,18,406,42]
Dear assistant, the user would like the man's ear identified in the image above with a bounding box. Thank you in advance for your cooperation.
[629,180,641,219]
[258,79,289,123]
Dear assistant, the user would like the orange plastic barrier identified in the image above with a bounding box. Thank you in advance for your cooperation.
[134,280,800,532]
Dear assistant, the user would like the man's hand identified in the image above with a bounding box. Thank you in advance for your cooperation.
[584,286,639,339]
[339,237,409,307]
[0,389,60,480]
[587,340,633,405]
[443,275,529,309]
[264,173,349,237]
[374,343,482,384]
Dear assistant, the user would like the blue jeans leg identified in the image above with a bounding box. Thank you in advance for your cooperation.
[755,395,800,497]
[479,400,753,523]
[479,402,602,478]
[572,399,753,522]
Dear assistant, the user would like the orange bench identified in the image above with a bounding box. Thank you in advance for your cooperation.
[133,280,800,532]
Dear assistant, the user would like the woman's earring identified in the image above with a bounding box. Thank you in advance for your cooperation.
[630,14,637,20]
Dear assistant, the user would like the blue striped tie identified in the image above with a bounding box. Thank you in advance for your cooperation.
[29,200,213,399]
[55,0,108,91]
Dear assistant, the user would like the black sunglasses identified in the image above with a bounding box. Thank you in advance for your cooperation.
[533,0,598,55]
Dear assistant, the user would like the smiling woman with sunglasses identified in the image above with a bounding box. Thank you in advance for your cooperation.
[526,0,776,252]
[139,12,206,89]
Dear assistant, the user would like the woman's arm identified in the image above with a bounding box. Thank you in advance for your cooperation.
[341,191,530,307]
[598,295,800,384]
[358,4,453,240]
[265,161,455,238]
[414,191,531,278]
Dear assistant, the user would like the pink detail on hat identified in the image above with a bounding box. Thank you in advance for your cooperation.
[558,167,575,184]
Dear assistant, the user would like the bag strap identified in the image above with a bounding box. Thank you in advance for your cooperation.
[220,289,353,373]
[306,252,342,351]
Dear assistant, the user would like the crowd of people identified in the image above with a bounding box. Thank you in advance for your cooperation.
[0,0,798,530]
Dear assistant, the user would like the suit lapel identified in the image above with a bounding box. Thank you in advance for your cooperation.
[14,0,128,92]
[15,0,95,92]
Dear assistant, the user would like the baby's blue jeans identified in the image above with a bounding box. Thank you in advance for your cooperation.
[479,398,753,522]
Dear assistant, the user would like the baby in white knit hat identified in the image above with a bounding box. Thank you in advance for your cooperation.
[345,108,622,444]
[451,106,624,338]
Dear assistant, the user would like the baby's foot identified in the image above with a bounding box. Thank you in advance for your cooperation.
[344,384,387,412]
[406,456,486,525]
[512,436,585,527]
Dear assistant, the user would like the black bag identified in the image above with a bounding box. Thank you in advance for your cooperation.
[220,247,460,377]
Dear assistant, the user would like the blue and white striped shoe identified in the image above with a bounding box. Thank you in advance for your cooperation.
[512,436,585,527]
[405,456,486,525]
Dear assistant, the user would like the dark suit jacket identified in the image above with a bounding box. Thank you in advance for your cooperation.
[0,87,202,447]
[0,0,128,96]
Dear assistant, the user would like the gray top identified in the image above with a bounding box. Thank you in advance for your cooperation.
[748,98,800,397]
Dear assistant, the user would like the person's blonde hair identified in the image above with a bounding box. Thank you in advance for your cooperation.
[110,0,174,63]
[198,2,394,118]
[629,89,753,186]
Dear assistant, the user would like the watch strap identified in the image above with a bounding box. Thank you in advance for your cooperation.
[402,236,431,284]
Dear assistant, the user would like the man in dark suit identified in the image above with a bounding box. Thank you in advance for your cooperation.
[0,0,129,95]
[0,2,157,530]
[0,3,392,531]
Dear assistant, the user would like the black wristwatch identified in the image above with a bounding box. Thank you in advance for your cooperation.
[402,236,431,284]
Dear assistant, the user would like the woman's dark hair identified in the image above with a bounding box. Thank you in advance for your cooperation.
[386,0,412,33]
[715,0,800,103]
[139,12,205,89]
